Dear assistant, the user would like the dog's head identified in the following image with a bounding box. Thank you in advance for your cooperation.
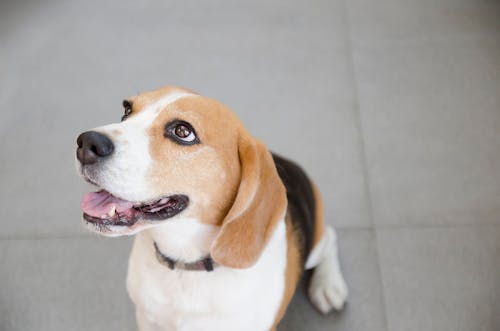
[76,86,286,268]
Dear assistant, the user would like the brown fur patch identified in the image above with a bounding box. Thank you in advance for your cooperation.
[146,95,245,226]
[311,182,325,248]
[210,133,288,268]
[111,129,122,136]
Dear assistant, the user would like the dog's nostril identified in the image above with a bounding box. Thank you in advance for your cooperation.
[77,135,83,148]
[76,131,114,165]
[77,147,97,165]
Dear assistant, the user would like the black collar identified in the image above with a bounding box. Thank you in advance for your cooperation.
[153,242,216,272]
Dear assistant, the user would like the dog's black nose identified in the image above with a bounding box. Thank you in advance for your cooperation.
[76,131,114,165]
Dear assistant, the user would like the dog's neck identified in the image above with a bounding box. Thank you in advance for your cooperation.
[143,217,220,263]
[153,242,216,271]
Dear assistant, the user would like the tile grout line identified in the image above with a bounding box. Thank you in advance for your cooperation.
[338,221,500,232]
[338,0,390,330]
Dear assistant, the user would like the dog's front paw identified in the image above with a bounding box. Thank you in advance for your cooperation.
[308,260,348,314]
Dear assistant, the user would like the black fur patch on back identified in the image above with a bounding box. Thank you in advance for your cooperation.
[272,153,316,264]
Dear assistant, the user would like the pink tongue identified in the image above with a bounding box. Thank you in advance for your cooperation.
[81,190,134,218]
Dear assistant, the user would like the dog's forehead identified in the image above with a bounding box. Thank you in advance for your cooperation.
[127,86,241,129]
[127,86,196,112]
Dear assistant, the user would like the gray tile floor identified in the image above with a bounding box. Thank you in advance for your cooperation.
[1,0,499,330]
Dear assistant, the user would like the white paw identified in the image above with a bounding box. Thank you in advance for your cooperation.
[308,264,348,314]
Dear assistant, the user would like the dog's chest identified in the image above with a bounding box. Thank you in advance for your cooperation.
[126,221,287,331]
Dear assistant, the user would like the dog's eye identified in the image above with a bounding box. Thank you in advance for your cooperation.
[164,120,199,145]
[175,124,193,139]
[121,100,133,121]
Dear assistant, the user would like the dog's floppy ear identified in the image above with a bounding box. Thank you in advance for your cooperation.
[210,131,287,269]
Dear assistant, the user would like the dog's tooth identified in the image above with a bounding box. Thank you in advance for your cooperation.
[108,206,116,217]
[160,198,169,204]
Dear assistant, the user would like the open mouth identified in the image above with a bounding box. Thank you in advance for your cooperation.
[81,190,189,231]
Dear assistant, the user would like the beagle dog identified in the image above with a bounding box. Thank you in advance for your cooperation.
[76,86,348,331]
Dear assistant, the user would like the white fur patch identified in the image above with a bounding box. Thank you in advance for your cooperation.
[305,228,329,270]
[127,219,288,331]
[151,218,220,262]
